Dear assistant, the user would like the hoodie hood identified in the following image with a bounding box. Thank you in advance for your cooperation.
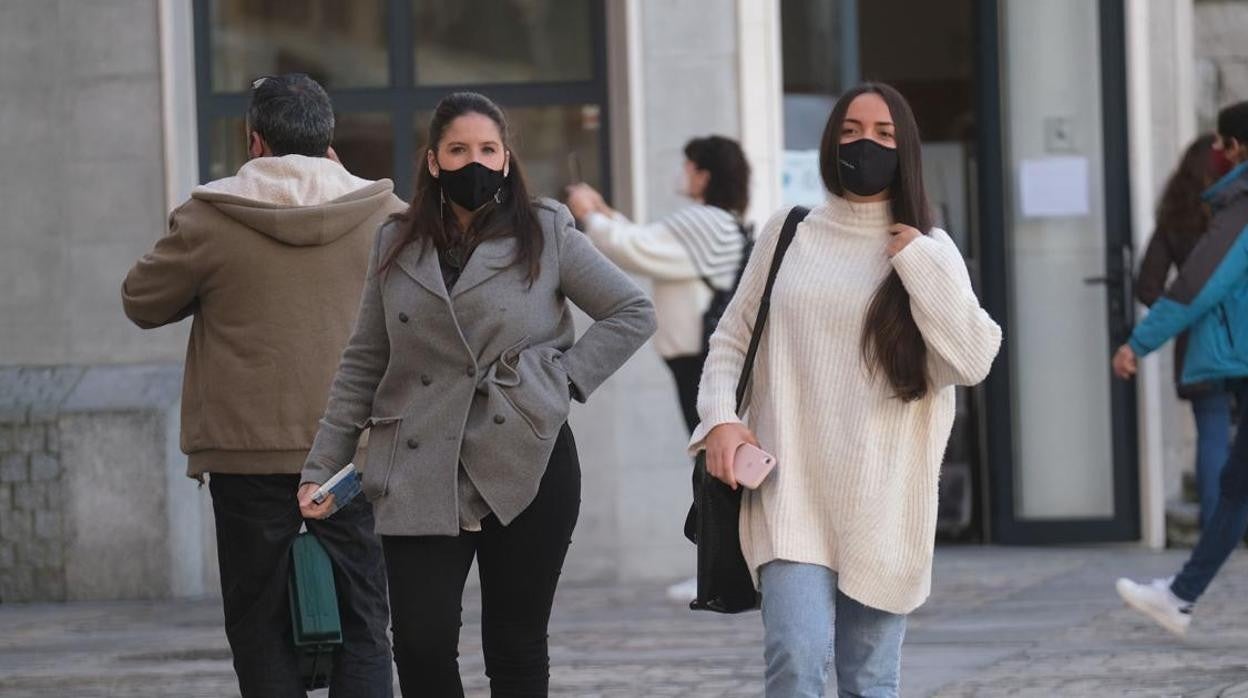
[1202,160,1248,211]
[191,154,399,246]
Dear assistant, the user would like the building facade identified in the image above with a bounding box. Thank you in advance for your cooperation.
[0,0,1229,601]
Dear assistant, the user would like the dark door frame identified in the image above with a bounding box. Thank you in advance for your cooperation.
[976,0,1140,544]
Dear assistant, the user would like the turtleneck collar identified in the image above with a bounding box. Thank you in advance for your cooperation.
[816,193,893,235]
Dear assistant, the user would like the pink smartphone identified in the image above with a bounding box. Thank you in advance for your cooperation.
[734,443,777,489]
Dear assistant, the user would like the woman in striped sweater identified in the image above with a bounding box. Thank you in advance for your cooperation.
[566,136,752,434]
[691,84,1001,697]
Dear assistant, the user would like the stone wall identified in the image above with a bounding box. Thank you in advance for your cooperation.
[639,0,742,220]
[0,365,217,603]
[1145,1,1201,513]
[0,0,187,367]
[0,407,66,602]
[1194,0,1248,131]
[555,0,744,583]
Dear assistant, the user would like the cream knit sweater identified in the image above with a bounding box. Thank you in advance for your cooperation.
[689,196,1002,615]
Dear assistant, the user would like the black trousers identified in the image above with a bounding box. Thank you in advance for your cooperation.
[665,352,708,435]
[209,473,393,698]
[382,424,581,697]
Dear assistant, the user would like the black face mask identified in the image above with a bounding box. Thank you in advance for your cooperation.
[438,161,506,211]
[837,138,899,197]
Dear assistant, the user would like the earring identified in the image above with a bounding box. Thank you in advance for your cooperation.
[439,187,445,218]
[493,188,503,205]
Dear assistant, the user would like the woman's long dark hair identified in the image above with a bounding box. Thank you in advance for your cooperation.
[684,135,751,216]
[820,82,934,402]
[1154,133,1216,240]
[383,92,543,280]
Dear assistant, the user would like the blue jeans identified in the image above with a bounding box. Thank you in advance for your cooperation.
[1192,390,1232,529]
[760,561,907,698]
[1173,381,1248,603]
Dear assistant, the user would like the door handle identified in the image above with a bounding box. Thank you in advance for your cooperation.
[1083,244,1136,343]
[1083,275,1119,286]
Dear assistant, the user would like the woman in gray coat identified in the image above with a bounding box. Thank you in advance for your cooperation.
[298,92,656,696]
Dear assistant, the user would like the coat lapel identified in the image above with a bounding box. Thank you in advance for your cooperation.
[451,236,518,299]
[394,238,450,302]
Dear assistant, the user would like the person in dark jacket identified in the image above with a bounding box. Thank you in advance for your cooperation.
[1114,101,1248,638]
[1135,133,1233,528]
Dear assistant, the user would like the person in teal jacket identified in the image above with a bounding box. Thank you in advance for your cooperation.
[1114,100,1248,638]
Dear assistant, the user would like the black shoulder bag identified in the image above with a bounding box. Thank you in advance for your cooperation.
[684,206,809,614]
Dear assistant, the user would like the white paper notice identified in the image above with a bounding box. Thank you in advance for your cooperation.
[781,150,825,207]
[1018,156,1090,218]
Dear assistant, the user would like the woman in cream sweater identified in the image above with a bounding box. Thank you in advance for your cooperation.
[691,83,1001,697]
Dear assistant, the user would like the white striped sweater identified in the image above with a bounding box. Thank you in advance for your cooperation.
[584,204,747,358]
[689,195,1002,614]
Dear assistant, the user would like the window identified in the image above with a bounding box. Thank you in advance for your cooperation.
[781,0,855,151]
[411,0,594,85]
[194,0,609,200]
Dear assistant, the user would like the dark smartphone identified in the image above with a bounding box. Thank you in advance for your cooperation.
[566,152,582,186]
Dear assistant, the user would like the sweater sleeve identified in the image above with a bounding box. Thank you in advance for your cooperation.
[688,209,789,453]
[583,212,702,281]
[302,225,392,485]
[891,229,1003,388]
[121,207,204,329]
[555,206,658,400]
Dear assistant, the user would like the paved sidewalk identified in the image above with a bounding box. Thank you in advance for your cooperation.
[2,547,1248,696]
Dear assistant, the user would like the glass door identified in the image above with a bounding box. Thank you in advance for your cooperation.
[780,0,988,540]
[979,0,1139,542]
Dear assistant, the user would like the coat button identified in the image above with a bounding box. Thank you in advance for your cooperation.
[466,366,477,377]
[421,375,432,386]
[406,438,419,449]
[493,414,506,425]
[398,312,409,323]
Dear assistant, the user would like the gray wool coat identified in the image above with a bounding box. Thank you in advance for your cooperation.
[302,198,657,535]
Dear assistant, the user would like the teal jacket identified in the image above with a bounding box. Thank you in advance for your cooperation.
[1129,162,1248,383]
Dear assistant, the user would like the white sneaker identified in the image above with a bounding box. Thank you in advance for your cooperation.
[666,576,698,603]
[1115,577,1193,637]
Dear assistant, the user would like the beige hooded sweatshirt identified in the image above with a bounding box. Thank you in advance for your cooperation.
[122,155,407,477]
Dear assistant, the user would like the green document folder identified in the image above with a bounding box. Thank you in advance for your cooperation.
[289,531,342,688]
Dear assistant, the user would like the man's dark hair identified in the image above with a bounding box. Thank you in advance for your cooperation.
[246,73,334,157]
[1217,101,1248,148]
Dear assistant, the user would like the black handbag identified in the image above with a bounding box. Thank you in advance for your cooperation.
[684,206,809,614]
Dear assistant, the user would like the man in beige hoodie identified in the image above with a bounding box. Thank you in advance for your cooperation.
[123,74,404,697]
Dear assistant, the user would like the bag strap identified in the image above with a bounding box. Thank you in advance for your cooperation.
[733,207,809,411]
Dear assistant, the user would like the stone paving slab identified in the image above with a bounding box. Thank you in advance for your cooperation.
[2,547,1248,696]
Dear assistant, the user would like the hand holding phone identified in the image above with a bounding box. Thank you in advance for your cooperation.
[301,464,361,519]
[705,422,757,489]
[734,443,777,490]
